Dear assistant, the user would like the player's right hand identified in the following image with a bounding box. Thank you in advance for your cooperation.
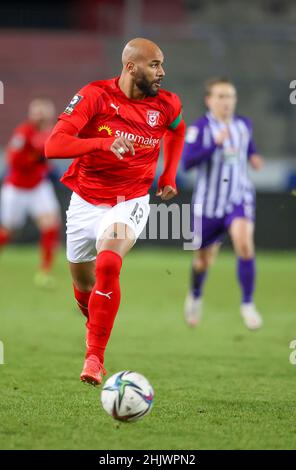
[215,128,229,146]
[110,137,135,160]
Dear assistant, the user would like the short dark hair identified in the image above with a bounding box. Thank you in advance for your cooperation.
[204,77,236,96]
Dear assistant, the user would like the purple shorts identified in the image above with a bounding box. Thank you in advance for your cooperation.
[193,203,255,249]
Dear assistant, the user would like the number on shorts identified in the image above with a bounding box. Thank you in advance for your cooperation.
[130,203,144,225]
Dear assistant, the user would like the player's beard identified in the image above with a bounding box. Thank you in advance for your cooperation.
[135,72,160,97]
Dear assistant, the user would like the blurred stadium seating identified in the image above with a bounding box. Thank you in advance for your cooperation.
[0,0,295,248]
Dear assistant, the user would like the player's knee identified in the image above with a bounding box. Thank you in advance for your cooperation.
[74,280,94,293]
[194,255,211,272]
[36,212,60,231]
[70,262,96,292]
[236,240,254,259]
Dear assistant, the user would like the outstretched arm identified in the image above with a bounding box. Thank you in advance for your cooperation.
[45,84,134,161]
[45,120,114,159]
[45,120,134,161]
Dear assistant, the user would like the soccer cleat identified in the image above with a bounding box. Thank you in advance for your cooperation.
[80,354,106,386]
[184,293,203,327]
[240,303,263,330]
[34,271,56,290]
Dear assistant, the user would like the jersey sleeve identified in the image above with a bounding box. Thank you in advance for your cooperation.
[58,83,103,132]
[7,125,28,153]
[166,93,183,130]
[182,119,218,170]
[239,116,257,159]
[247,122,257,158]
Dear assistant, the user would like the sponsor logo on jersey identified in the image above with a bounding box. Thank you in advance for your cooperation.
[115,130,160,147]
[98,125,113,136]
[147,110,160,127]
[64,94,83,115]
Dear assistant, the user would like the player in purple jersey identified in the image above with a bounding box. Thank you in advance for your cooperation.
[182,78,264,330]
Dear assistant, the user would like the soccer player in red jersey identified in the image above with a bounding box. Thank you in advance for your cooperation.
[0,97,61,288]
[45,38,185,385]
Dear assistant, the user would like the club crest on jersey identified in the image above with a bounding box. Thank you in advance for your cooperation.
[64,94,83,115]
[147,110,160,127]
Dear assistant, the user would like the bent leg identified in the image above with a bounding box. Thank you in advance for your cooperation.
[78,194,150,384]
[86,223,135,364]
[69,260,96,319]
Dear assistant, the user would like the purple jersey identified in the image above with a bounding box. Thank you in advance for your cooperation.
[182,113,256,219]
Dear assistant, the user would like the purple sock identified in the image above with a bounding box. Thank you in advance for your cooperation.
[237,257,256,304]
[191,267,207,299]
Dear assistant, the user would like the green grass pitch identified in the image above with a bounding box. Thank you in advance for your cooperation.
[0,246,295,450]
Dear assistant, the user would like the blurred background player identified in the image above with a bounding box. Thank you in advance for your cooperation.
[182,78,264,330]
[0,97,60,288]
[45,37,185,386]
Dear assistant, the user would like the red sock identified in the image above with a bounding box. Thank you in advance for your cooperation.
[73,284,91,319]
[40,226,59,271]
[86,250,122,364]
[0,227,10,248]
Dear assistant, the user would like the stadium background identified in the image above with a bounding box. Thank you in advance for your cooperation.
[0,0,296,249]
[0,0,296,451]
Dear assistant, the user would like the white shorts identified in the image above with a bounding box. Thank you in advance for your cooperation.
[0,180,60,229]
[66,192,150,263]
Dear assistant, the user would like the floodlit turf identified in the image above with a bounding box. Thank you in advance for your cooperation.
[0,246,295,450]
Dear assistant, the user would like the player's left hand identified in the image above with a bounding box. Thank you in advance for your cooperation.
[156,185,177,201]
[250,154,264,170]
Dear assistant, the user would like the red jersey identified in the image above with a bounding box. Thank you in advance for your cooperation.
[59,77,182,206]
[5,121,51,189]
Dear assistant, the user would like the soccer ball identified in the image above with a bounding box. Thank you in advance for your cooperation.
[101,371,154,422]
